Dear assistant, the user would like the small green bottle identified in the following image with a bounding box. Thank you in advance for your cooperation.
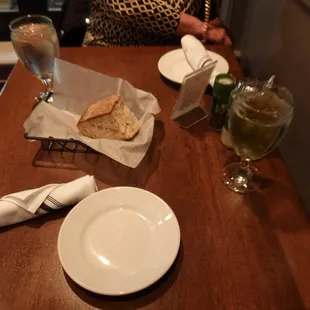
[209,74,236,131]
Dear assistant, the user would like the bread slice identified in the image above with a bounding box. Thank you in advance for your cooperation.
[77,95,140,140]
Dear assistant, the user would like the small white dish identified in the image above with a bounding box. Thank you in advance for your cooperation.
[58,187,181,296]
[158,48,229,85]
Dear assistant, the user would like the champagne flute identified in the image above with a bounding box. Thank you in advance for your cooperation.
[9,15,59,103]
[222,79,294,193]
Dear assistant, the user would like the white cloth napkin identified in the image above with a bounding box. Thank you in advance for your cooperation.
[0,175,98,227]
[181,34,219,86]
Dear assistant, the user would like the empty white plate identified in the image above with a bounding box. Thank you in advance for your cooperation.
[158,48,229,85]
[58,187,180,296]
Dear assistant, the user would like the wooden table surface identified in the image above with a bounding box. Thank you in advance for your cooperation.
[0,46,310,310]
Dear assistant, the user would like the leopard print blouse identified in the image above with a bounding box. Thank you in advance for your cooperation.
[84,0,205,46]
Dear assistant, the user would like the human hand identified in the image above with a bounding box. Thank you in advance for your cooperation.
[176,13,207,41]
[205,26,232,46]
[209,17,222,27]
[203,18,232,46]
[176,14,232,46]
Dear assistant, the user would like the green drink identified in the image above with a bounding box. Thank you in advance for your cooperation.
[229,91,292,161]
[222,79,294,194]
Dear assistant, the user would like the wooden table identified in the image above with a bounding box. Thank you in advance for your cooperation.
[0,46,310,310]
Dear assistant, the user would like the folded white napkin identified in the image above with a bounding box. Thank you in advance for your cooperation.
[181,34,219,86]
[0,175,98,227]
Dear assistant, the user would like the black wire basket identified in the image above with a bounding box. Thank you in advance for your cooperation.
[24,133,98,154]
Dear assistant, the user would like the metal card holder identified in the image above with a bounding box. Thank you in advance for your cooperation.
[171,61,217,129]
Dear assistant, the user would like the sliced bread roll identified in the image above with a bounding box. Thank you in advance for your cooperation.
[77,95,140,140]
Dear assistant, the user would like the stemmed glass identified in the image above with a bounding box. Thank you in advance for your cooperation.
[9,15,59,103]
[222,79,294,193]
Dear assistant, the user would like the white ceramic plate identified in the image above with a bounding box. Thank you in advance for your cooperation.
[158,48,229,85]
[58,187,181,296]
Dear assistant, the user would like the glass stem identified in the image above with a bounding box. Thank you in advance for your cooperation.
[241,158,250,168]
[240,158,253,178]
[41,77,53,102]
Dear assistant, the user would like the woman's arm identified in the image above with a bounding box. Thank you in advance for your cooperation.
[103,0,206,39]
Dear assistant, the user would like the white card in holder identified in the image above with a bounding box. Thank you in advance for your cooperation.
[171,61,217,128]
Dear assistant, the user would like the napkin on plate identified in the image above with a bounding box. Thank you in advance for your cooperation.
[181,34,219,86]
[0,175,97,228]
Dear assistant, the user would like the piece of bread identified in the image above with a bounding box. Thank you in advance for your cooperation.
[77,95,140,140]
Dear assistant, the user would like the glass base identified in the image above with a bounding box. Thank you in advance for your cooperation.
[222,162,261,193]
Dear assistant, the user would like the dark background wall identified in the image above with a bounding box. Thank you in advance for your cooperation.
[225,0,310,211]
[0,0,63,41]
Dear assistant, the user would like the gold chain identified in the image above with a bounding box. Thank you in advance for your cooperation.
[204,0,211,27]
